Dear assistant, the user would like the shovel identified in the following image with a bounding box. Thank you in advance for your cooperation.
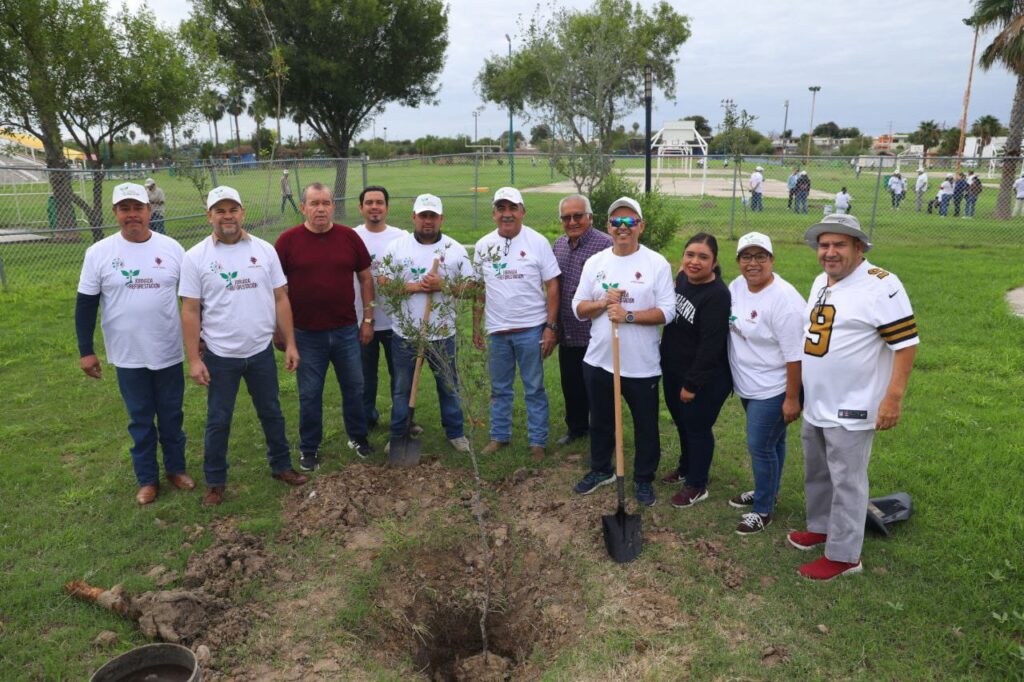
[602,321,643,563]
[388,258,439,468]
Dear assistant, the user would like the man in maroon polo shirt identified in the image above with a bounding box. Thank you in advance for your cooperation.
[274,182,375,471]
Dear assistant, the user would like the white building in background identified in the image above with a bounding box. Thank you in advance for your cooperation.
[962,136,1007,159]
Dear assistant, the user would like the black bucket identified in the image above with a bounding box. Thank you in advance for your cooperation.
[90,643,200,682]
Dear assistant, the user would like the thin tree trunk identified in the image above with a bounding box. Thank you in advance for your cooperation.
[996,75,1024,219]
[39,115,80,241]
[234,115,241,155]
[213,119,220,147]
[332,155,349,222]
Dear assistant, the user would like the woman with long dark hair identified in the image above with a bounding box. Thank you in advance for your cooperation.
[660,233,732,508]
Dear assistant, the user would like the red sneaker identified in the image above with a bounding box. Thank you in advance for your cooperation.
[787,531,828,551]
[799,557,863,581]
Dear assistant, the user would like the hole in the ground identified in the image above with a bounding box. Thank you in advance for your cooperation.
[413,605,516,681]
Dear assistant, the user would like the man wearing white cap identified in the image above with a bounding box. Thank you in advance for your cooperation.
[914,169,929,212]
[144,178,166,234]
[180,186,308,506]
[749,166,765,212]
[887,171,906,210]
[380,194,472,452]
[76,182,192,505]
[938,174,954,216]
[789,213,918,580]
[280,169,298,214]
[472,187,561,459]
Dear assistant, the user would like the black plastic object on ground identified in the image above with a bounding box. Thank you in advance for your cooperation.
[865,492,913,536]
[602,322,642,563]
[90,643,200,682]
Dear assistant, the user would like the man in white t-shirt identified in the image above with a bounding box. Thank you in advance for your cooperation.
[789,214,918,580]
[1014,172,1024,217]
[76,183,192,506]
[380,194,472,453]
[353,185,407,430]
[887,171,906,209]
[833,188,852,214]
[939,174,954,216]
[179,186,308,506]
[914,169,928,212]
[472,187,561,459]
[571,197,676,507]
[749,166,765,212]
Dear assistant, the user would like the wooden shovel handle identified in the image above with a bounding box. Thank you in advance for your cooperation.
[408,258,440,410]
[612,321,624,478]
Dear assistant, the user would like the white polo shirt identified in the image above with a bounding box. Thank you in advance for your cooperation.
[77,231,185,369]
[474,225,560,333]
[179,234,287,358]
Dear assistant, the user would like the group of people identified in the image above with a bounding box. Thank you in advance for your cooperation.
[78,179,918,581]
[917,169,985,217]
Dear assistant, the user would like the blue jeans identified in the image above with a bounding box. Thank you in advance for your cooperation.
[750,191,763,212]
[939,194,951,216]
[487,325,548,446]
[964,195,977,217]
[741,393,789,515]
[115,363,187,486]
[794,192,808,214]
[361,329,394,425]
[202,344,292,486]
[390,335,464,439]
[295,325,367,453]
[149,212,165,234]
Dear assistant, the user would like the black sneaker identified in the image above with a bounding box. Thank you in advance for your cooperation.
[347,438,374,459]
[728,490,755,508]
[635,481,656,507]
[574,471,616,495]
[298,451,320,472]
[735,512,772,535]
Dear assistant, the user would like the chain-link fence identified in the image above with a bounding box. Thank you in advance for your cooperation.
[1,152,1021,290]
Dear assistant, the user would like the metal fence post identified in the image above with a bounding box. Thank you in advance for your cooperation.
[473,152,480,233]
[209,161,218,189]
[868,158,883,239]
[362,155,368,191]
[292,159,301,201]
[729,160,738,240]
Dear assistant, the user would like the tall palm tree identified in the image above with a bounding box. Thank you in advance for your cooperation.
[291,109,306,157]
[199,89,225,148]
[913,120,942,160]
[224,87,246,156]
[971,114,1005,153]
[248,97,270,159]
[972,0,1024,218]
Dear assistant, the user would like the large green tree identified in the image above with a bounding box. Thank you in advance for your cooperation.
[970,114,1007,152]
[191,0,448,218]
[910,120,942,159]
[0,0,199,240]
[972,0,1024,218]
[476,0,690,193]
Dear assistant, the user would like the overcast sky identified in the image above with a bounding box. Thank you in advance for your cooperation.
[130,0,1015,144]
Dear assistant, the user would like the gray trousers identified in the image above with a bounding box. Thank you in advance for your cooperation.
[915,190,925,212]
[801,422,875,563]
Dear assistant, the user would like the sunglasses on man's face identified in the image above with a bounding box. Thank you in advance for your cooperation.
[609,217,641,229]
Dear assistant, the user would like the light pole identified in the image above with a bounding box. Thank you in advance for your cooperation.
[806,86,821,160]
[472,110,479,143]
[782,99,789,158]
[505,33,515,184]
[383,126,388,158]
[644,65,653,194]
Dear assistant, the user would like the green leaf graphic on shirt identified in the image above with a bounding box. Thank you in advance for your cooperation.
[411,266,427,280]
[491,262,508,275]
[220,271,238,288]
[601,282,619,290]
[121,269,140,285]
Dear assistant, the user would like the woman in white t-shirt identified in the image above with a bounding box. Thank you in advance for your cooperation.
[726,233,806,535]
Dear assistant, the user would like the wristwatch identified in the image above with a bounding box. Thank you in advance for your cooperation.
[362,317,374,326]
[545,322,560,332]
[624,311,636,324]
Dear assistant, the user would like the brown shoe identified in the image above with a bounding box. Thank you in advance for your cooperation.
[272,469,309,486]
[529,445,545,461]
[480,440,509,455]
[165,472,196,491]
[202,486,225,506]
[136,484,158,505]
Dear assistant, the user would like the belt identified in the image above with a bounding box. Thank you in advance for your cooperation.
[491,327,530,335]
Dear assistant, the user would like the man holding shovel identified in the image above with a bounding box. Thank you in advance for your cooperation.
[380,194,472,457]
[571,197,676,507]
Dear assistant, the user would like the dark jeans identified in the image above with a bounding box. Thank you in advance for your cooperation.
[295,325,367,453]
[584,363,661,484]
[750,191,763,211]
[360,329,395,425]
[115,363,187,486]
[663,368,732,489]
[281,194,298,213]
[558,345,590,436]
[149,212,165,234]
[202,344,292,487]
[390,335,464,439]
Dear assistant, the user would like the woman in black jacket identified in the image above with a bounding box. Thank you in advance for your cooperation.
[660,233,732,508]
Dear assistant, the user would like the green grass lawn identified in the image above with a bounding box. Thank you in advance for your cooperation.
[1,179,1023,678]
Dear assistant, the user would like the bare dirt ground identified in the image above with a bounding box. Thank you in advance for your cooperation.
[1006,287,1024,317]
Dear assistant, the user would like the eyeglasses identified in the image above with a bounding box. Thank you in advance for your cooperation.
[738,252,770,263]
[559,212,589,223]
[609,217,641,229]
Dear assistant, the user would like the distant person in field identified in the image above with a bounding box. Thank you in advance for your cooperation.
[914,169,929,212]
[938,174,954,216]
[790,213,918,581]
[144,178,166,234]
[964,171,982,218]
[787,168,799,209]
[180,186,308,506]
[76,183,192,506]
[280,169,299,214]
[1014,171,1024,217]
[793,170,811,214]
[952,172,968,217]
[749,166,765,212]
[887,171,906,209]
[834,187,852,214]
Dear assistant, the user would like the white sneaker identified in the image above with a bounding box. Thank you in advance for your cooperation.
[449,436,471,453]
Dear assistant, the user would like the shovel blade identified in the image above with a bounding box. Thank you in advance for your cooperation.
[602,506,643,564]
[387,435,421,468]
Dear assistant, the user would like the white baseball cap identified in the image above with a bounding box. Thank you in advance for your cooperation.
[112,183,149,206]
[607,196,643,219]
[736,231,773,255]
[413,193,443,215]
[755,166,764,172]
[493,186,524,206]
[144,178,155,187]
[206,186,243,210]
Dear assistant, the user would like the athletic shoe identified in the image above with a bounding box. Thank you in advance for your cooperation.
[799,557,863,581]
[735,512,771,535]
[670,486,708,508]
[449,436,471,453]
[787,531,828,551]
[660,469,687,485]
[635,482,656,507]
[347,438,374,459]
[410,422,424,437]
[728,490,755,508]
[383,440,390,455]
[298,452,320,472]
[574,471,616,495]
